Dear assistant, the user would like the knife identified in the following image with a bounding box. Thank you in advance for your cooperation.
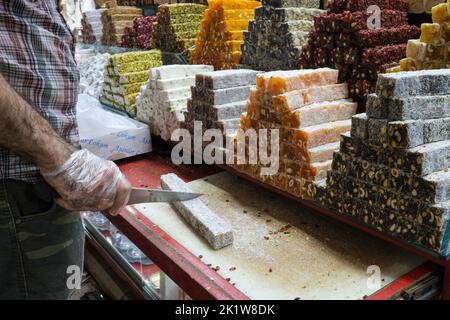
[128,188,201,204]
[35,182,202,204]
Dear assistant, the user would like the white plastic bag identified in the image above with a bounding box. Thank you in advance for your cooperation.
[77,94,152,161]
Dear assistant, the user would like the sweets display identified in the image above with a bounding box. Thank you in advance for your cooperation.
[323,69,450,256]
[299,0,420,99]
[190,0,261,70]
[184,69,259,148]
[230,68,357,200]
[136,64,213,141]
[100,50,163,116]
[393,2,450,72]
[79,53,110,98]
[241,0,325,71]
[81,9,106,44]
[122,16,157,49]
[101,6,143,46]
[152,3,207,54]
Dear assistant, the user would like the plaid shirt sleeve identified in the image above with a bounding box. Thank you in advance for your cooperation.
[0,0,80,183]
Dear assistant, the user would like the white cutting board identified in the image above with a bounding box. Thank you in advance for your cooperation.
[134,171,424,300]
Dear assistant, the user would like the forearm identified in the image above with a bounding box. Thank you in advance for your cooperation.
[0,74,75,171]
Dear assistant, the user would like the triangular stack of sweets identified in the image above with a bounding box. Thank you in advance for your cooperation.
[240,0,325,71]
[81,9,106,44]
[323,70,450,256]
[299,0,420,99]
[390,2,450,72]
[184,69,260,154]
[122,16,157,49]
[152,4,206,54]
[100,50,163,117]
[101,6,143,46]
[230,68,357,200]
[136,64,213,141]
[190,0,261,70]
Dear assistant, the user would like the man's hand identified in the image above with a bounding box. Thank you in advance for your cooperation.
[42,149,131,215]
[0,74,131,215]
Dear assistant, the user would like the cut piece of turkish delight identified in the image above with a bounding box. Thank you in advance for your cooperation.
[195,69,259,90]
[160,173,233,250]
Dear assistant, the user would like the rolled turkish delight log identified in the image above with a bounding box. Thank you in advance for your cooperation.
[350,113,369,140]
[387,120,424,149]
[196,69,259,90]
[328,0,409,13]
[281,140,341,163]
[366,93,388,119]
[256,68,339,95]
[207,101,247,121]
[352,25,421,47]
[191,85,253,105]
[262,0,321,8]
[387,140,450,176]
[260,7,325,23]
[281,119,351,149]
[272,83,349,112]
[361,44,407,67]
[284,100,357,128]
[160,173,233,250]
[313,10,407,33]
[376,69,450,99]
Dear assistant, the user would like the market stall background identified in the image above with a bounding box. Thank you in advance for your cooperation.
[68,0,450,300]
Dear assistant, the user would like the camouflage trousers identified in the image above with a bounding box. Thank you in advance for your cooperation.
[0,179,84,300]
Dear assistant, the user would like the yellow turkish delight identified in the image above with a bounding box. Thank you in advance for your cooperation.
[432,3,450,24]
[420,23,442,45]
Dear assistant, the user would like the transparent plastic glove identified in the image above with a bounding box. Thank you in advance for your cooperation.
[41,149,131,216]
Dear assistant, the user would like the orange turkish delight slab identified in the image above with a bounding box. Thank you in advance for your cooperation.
[272,83,349,112]
[282,119,351,149]
[256,68,339,95]
[284,99,357,128]
[281,140,340,163]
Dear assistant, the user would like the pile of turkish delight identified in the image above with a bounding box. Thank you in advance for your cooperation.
[79,53,110,98]
[136,64,213,141]
[191,0,261,70]
[230,68,357,200]
[152,4,206,54]
[241,0,325,71]
[299,0,420,99]
[324,69,450,256]
[184,69,259,158]
[101,6,143,46]
[100,50,163,116]
[81,9,105,44]
[121,16,157,49]
[393,2,450,71]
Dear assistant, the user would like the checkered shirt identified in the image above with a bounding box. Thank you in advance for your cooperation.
[0,0,80,183]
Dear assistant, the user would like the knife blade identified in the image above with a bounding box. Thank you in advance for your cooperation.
[128,188,202,205]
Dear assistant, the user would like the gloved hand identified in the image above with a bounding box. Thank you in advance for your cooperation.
[41,149,131,216]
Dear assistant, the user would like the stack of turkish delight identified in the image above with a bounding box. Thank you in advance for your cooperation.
[392,2,450,71]
[299,0,420,99]
[100,50,163,116]
[324,70,450,256]
[240,0,325,71]
[408,0,446,13]
[152,4,206,54]
[191,0,261,70]
[184,69,259,154]
[121,16,157,49]
[101,6,143,46]
[79,53,110,98]
[230,68,357,200]
[81,9,105,44]
[136,64,213,141]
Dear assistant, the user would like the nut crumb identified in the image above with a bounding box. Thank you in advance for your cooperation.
[229,267,236,271]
